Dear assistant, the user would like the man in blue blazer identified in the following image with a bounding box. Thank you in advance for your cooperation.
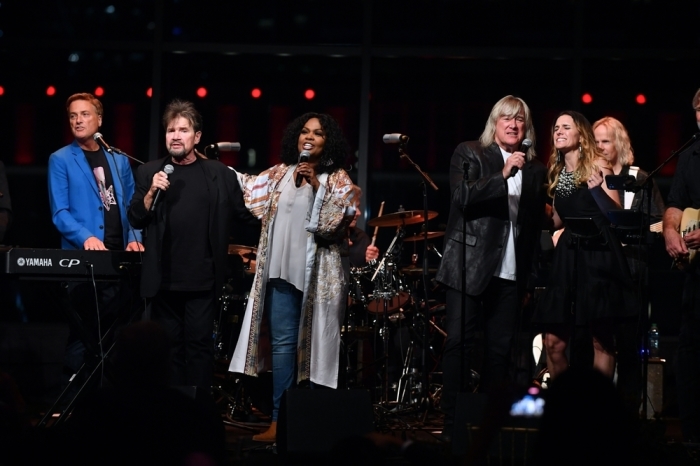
[49,93,142,251]
[48,92,143,402]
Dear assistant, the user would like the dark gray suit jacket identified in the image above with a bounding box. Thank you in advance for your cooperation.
[435,141,548,297]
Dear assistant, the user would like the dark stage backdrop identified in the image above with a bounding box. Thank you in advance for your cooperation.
[1,0,697,334]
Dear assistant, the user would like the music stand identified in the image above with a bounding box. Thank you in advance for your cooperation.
[564,217,602,368]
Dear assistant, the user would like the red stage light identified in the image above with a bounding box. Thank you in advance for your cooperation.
[251,88,262,98]
[146,87,153,98]
[0,86,4,96]
[46,86,57,97]
[94,86,104,97]
[636,94,647,105]
[197,87,207,98]
[581,93,593,104]
[304,89,315,100]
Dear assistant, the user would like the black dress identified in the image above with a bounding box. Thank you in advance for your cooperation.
[534,183,638,326]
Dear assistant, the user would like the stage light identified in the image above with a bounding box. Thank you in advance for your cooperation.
[581,93,593,104]
[0,86,4,96]
[94,86,104,97]
[146,87,152,98]
[46,86,56,97]
[251,88,262,98]
[636,94,647,105]
[304,89,315,100]
[197,87,207,98]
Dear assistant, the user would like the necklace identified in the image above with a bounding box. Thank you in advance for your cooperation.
[556,169,577,198]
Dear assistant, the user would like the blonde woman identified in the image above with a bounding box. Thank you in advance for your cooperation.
[533,111,637,380]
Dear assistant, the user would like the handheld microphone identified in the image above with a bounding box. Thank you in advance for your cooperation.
[510,138,533,177]
[93,132,114,154]
[382,133,409,144]
[150,164,174,212]
[295,150,311,188]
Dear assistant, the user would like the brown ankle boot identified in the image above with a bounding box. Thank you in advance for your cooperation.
[252,421,277,443]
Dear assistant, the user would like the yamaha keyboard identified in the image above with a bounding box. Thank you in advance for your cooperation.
[0,247,141,280]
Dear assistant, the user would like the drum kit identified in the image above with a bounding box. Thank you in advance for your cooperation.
[213,208,447,411]
[345,208,447,409]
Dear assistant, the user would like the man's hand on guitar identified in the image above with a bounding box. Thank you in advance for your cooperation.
[664,228,688,259]
[684,229,700,250]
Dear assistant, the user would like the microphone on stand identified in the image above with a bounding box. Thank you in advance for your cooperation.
[93,132,114,154]
[150,164,174,212]
[295,150,311,188]
[204,142,241,159]
[382,133,409,144]
[206,142,241,152]
[510,138,533,177]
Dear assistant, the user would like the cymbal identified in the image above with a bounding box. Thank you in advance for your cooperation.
[402,231,445,242]
[367,210,438,227]
[228,244,257,260]
[400,266,438,277]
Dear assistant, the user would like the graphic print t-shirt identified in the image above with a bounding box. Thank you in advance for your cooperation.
[83,148,124,250]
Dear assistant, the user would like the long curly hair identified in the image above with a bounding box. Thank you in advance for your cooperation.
[280,113,348,174]
[546,110,609,198]
[592,116,634,167]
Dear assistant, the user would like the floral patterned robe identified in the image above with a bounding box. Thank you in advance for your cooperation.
[228,164,354,387]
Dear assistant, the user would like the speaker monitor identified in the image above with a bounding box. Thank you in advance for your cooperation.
[277,388,374,459]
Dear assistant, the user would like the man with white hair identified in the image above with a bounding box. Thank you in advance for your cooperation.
[436,95,548,441]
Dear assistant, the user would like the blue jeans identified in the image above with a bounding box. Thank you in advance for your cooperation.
[266,278,303,421]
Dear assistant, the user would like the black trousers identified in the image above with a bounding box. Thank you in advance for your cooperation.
[676,272,700,441]
[441,277,518,422]
[150,289,216,392]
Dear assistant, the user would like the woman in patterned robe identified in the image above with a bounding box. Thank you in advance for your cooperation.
[228,113,355,442]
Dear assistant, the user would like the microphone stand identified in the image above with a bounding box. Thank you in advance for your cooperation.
[459,160,469,395]
[396,142,438,408]
[110,146,145,165]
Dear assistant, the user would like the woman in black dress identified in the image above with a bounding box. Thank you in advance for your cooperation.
[535,111,637,380]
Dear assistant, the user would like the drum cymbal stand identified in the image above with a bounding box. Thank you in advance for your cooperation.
[371,226,405,406]
[214,282,234,362]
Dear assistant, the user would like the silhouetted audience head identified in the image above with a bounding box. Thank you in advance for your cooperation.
[46,321,226,466]
[534,367,638,464]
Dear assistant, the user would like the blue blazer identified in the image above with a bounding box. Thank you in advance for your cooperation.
[48,140,142,249]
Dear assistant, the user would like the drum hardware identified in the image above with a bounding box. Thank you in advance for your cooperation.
[228,244,257,275]
[217,377,265,433]
[396,342,422,406]
[362,204,443,408]
[400,266,438,278]
[213,282,249,363]
[368,226,407,405]
[429,303,446,314]
[366,209,438,228]
[402,231,445,242]
[427,243,442,259]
